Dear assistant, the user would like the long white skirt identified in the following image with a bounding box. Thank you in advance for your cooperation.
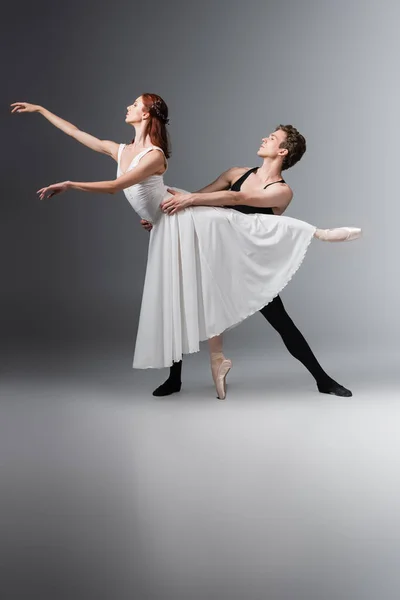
[133,203,316,368]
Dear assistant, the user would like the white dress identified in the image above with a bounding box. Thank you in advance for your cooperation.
[117,144,316,369]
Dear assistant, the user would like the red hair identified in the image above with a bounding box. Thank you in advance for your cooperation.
[136,93,171,159]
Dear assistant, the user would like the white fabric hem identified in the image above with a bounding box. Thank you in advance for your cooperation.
[133,227,316,369]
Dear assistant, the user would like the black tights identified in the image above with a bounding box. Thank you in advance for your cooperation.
[259,295,329,383]
[167,295,330,385]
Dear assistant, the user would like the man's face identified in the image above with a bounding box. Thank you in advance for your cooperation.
[257,129,288,160]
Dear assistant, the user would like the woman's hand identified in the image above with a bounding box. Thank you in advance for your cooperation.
[161,188,194,215]
[140,219,153,232]
[10,102,41,114]
[37,181,71,200]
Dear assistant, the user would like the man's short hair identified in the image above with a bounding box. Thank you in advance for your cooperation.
[276,124,306,170]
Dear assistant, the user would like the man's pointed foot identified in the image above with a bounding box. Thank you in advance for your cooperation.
[152,379,182,397]
[317,379,352,397]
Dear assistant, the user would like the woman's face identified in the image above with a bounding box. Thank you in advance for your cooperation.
[125,96,148,124]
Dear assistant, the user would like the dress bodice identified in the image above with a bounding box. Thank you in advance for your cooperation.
[117,144,168,224]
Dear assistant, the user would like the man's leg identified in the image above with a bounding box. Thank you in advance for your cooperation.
[152,360,182,396]
[260,296,352,396]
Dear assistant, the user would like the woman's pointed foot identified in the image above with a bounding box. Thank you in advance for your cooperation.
[211,354,232,400]
[316,227,362,242]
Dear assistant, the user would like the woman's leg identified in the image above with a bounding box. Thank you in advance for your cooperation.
[208,335,232,400]
[314,227,362,242]
[208,334,224,355]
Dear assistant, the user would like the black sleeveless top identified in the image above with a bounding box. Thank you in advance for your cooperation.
[228,167,285,215]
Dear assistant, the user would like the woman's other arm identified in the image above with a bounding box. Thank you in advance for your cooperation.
[37,150,165,199]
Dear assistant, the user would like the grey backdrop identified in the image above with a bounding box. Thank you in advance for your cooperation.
[2,1,400,600]
[2,0,395,351]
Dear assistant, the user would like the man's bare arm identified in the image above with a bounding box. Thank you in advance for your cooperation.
[193,184,292,210]
[140,166,248,230]
[161,184,293,215]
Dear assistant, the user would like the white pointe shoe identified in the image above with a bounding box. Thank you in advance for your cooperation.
[317,227,362,242]
[211,356,233,400]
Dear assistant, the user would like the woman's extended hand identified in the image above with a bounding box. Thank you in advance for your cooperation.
[37,181,71,200]
[10,102,41,114]
[161,188,194,215]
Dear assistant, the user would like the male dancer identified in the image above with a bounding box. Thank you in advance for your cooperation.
[142,125,353,398]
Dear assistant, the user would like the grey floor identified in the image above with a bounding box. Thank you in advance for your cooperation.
[1,340,400,600]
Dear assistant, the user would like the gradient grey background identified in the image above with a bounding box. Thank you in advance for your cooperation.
[2,1,400,599]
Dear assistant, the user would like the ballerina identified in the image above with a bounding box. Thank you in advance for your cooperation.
[10,95,361,399]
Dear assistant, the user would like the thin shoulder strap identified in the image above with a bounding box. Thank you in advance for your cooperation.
[117,143,125,164]
[264,179,285,189]
[136,146,168,171]
[231,167,258,189]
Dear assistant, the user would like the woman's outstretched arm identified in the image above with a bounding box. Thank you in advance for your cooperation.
[10,102,119,160]
[37,150,165,199]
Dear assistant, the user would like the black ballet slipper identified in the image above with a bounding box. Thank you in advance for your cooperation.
[152,378,182,397]
[317,379,352,397]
